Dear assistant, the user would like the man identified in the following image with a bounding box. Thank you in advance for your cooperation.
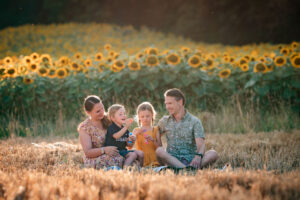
[156,88,218,168]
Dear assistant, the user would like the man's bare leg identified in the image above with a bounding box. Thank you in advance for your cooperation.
[156,147,186,168]
[200,150,218,168]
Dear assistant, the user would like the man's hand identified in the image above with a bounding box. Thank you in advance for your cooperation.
[189,155,202,168]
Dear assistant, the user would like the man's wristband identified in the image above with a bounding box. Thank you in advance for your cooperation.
[195,153,204,158]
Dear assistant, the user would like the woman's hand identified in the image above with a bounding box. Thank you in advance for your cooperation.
[104,146,119,156]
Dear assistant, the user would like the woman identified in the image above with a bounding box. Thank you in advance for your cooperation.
[78,95,124,169]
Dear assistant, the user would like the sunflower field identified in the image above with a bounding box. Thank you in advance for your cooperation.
[0,23,299,136]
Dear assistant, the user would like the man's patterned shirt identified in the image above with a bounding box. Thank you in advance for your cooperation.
[158,111,205,163]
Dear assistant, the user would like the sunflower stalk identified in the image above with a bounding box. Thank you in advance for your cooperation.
[235,94,247,131]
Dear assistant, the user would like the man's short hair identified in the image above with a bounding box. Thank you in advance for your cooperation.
[164,88,185,105]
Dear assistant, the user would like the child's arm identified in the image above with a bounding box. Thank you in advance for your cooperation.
[112,118,133,139]
[127,128,138,149]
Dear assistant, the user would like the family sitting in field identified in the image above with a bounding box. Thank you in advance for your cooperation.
[78,88,218,170]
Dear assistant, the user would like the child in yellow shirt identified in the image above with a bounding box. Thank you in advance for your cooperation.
[133,102,162,167]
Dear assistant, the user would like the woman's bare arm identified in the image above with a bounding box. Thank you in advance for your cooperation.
[79,129,104,158]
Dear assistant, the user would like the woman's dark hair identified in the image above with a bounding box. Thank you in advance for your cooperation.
[84,95,101,112]
[164,88,185,105]
[83,95,111,129]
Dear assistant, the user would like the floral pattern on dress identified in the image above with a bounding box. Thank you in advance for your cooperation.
[78,118,124,169]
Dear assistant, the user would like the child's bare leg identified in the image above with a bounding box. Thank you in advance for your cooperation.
[135,150,144,167]
[124,152,137,167]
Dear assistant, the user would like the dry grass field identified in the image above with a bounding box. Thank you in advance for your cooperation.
[0,131,299,199]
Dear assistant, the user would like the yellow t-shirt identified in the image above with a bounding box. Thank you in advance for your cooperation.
[135,126,160,167]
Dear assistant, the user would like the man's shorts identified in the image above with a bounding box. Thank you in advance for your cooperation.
[119,149,134,158]
[179,157,190,166]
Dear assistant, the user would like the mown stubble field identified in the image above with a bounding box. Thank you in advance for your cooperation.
[0,131,299,199]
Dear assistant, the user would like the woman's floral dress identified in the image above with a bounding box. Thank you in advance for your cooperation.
[78,118,124,169]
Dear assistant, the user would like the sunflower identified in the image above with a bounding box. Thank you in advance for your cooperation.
[229,57,235,63]
[146,56,159,67]
[240,64,249,72]
[56,68,68,78]
[98,63,107,72]
[113,53,120,60]
[280,47,290,56]
[205,58,214,68]
[5,67,17,77]
[47,67,57,78]
[274,56,286,67]
[269,52,276,59]
[59,56,69,66]
[166,53,181,65]
[4,57,13,65]
[188,55,201,68]
[70,62,81,71]
[254,63,267,73]
[250,57,256,62]
[29,63,39,71]
[40,54,52,65]
[23,56,32,65]
[106,57,113,63]
[181,47,190,54]
[223,56,230,63]
[23,77,34,84]
[18,65,27,74]
[291,56,300,68]
[109,51,117,57]
[136,52,144,59]
[37,67,48,77]
[161,50,169,55]
[263,53,269,58]
[128,61,141,71]
[238,58,248,66]
[95,52,103,61]
[264,57,273,65]
[113,60,125,70]
[30,52,39,60]
[289,53,299,61]
[66,67,71,75]
[218,69,231,78]
[291,41,299,49]
[195,51,202,57]
[74,53,82,60]
[146,48,159,55]
[201,66,208,71]
[0,66,5,75]
[84,59,92,67]
[110,65,122,73]
[243,55,250,61]
[104,44,112,51]
[209,53,217,59]
[258,57,266,63]
[266,64,274,72]
[223,52,229,57]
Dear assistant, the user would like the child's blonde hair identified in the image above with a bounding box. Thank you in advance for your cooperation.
[108,104,124,121]
[136,102,156,126]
